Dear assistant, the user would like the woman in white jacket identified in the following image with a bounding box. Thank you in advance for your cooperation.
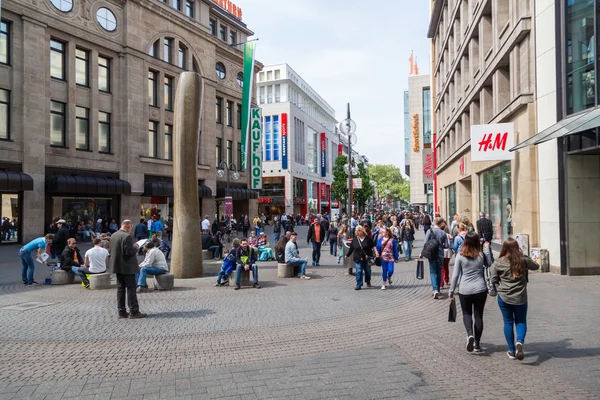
[136,242,168,292]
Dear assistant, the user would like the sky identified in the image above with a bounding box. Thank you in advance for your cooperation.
[239,0,431,168]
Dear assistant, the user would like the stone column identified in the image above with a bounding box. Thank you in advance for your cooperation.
[171,72,204,278]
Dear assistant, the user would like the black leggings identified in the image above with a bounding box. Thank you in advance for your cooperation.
[458,291,488,343]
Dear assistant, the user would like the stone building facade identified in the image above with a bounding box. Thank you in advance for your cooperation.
[0,0,261,243]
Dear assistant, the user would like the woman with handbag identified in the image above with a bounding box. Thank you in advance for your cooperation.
[449,232,492,353]
[376,228,399,290]
[400,219,415,261]
[490,238,540,360]
[345,226,378,291]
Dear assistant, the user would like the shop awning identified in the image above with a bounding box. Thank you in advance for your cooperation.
[0,171,34,191]
[217,187,259,200]
[143,182,213,198]
[511,107,600,151]
[46,176,132,195]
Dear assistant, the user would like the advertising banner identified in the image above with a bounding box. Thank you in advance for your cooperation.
[352,178,362,189]
[471,123,515,162]
[250,108,262,189]
[338,143,343,156]
[320,133,327,177]
[240,41,256,171]
[423,149,434,184]
[225,197,233,215]
[281,113,288,169]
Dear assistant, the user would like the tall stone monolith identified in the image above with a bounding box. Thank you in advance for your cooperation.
[171,72,204,278]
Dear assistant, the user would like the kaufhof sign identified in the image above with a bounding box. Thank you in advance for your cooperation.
[212,0,243,20]
[470,123,515,162]
[250,108,262,189]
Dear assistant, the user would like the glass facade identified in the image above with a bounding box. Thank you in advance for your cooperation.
[264,116,271,161]
[258,177,285,216]
[447,183,456,221]
[423,87,431,144]
[52,197,114,227]
[0,194,19,244]
[273,115,279,161]
[479,162,512,243]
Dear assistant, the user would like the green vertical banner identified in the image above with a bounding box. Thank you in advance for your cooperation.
[240,41,256,171]
[250,108,262,189]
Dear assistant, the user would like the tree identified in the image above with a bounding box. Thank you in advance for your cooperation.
[354,162,373,210]
[369,164,411,205]
[331,155,348,209]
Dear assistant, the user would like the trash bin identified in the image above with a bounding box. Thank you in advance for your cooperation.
[342,240,354,275]
[531,248,550,272]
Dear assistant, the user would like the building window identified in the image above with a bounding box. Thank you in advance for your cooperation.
[209,19,217,36]
[216,137,222,166]
[0,89,9,140]
[76,106,89,150]
[273,115,280,161]
[178,44,187,69]
[50,40,66,80]
[50,0,73,12]
[264,116,271,161]
[75,48,89,87]
[96,8,117,32]
[275,69,280,79]
[565,0,595,115]
[229,30,237,45]
[164,124,173,160]
[149,40,159,57]
[275,84,281,103]
[479,162,512,243]
[50,101,66,147]
[164,76,173,111]
[236,103,242,129]
[220,25,227,41]
[148,121,158,158]
[174,0,181,11]
[98,56,110,92]
[185,0,194,17]
[227,140,233,166]
[259,86,265,104]
[237,142,243,171]
[216,62,226,79]
[148,71,158,106]
[0,21,9,65]
[163,38,173,64]
[226,101,233,126]
[423,87,431,144]
[446,184,456,221]
[98,111,111,153]
[237,72,244,88]
[216,97,222,123]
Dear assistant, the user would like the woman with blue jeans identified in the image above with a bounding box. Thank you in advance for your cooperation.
[490,238,540,360]
[400,219,415,261]
[420,217,449,299]
[19,234,54,286]
[376,228,399,290]
[345,226,378,291]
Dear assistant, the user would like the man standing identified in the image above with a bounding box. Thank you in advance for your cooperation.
[134,218,149,241]
[273,216,281,244]
[110,220,147,319]
[285,232,310,279]
[51,219,69,266]
[307,217,326,266]
[151,216,165,239]
[476,212,494,244]
[320,214,330,245]
[201,215,211,232]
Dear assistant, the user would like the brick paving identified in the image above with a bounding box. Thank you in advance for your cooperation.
[0,227,599,399]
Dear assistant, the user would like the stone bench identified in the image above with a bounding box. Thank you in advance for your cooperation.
[147,273,174,290]
[232,268,250,286]
[51,269,74,285]
[89,273,111,290]
[277,263,299,278]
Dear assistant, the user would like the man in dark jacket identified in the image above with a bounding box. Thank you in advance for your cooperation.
[134,218,148,241]
[110,220,146,319]
[476,212,494,243]
[51,219,70,265]
[60,238,83,276]
[233,239,260,290]
[307,217,326,266]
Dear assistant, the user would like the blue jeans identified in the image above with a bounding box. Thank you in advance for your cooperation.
[254,227,260,236]
[72,266,96,284]
[287,257,307,276]
[208,245,221,259]
[273,231,280,244]
[19,249,35,284]
[236,264,258,285]
[497,296,528,353]
[428,255,443,292]
[381,260,394,282]
[329,239,337,256]
[403,240,413,260]
[355,260,371,287]
[311,242,322,263]
[216,270,229,284]
[136,266,167,287]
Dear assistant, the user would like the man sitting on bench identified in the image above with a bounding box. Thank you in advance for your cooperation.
[75,238,109,289]
[136,242,168,292]
[234,239,260,290]
[285,232,310,280]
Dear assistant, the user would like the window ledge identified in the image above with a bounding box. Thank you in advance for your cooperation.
[76,148,93,152]
[140,156,172,165]
[50,145,68,149]
[0,138,14,142]
[99,151,113,155]
[76,84,90,89]
[99,90,111,95]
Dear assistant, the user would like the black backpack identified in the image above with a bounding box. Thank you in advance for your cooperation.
[422,231,440,261]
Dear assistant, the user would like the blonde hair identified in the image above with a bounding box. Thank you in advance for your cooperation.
[67,238,77,245]
[355,226,366,237]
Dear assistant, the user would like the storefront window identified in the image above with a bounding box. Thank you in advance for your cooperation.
[52,197,113,228]
[258,177,285,216]
[0,194,19,244]
[479,162,512,243]
[447,184,456,221]
[140,198,170,221]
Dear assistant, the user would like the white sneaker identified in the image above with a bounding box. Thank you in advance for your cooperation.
[301,275,311,280]
[381,285,386,290]
[433,291,439,299]
[515,342,524,360]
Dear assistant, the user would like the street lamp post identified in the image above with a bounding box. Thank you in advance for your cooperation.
[217,162,240,227]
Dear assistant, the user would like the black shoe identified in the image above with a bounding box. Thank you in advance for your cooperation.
[355,286,361,290]
[466,336,475,352]
[118,312,129,319]
[234,284,240,290]
[253,283,261,289]
[366,282,371,288]
[473,343,482,353]
[128,312,148,319]
[388,278,393,285]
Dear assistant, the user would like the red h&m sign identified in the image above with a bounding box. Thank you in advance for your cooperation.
[470,123,515,162]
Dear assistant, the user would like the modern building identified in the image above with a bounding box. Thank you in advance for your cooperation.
[510,0,600,275]
[428,0,539,248]
[406,73,433,212]
[256,63,340,219]
[0,0,262,244]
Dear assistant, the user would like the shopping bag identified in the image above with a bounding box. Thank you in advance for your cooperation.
[416,260,424,280]
[448,299,457,322]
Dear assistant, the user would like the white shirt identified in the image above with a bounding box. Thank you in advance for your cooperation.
[201,218,210,231]
[140,247,168,270]
[84,246,109,273]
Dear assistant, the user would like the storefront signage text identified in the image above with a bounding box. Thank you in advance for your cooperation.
[471,123,515,162]
[212,0,243,20]
[281,113,288,170]
[258,197,273,204]
[250,108,262,189]
[412,114,419,152]
[295,197,306,204]
[320,132,327,177]
[459,156,465,176]
[338,143,343,156]
[423,149,433,184]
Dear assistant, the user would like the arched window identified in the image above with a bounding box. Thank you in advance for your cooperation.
[50,0,73,12]
[237,72,243,88]
[96,8,117,32]
[216,62,226,80]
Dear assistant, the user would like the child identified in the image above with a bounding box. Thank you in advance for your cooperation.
[214,239,240,286]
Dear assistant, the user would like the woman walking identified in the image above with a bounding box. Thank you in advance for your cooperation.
[328,222,339,257]
[422,214,432,235]
[400,219,415,261]
[345,226,378,291]
[376,228,399,289]
[490,238,539,360]
[449,232,492,353]
[337,224,348,265]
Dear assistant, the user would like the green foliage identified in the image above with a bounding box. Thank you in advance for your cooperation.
[369,164,411,203]
[331,155,348,205]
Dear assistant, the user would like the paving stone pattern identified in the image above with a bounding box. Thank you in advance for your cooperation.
[0,227,599,399]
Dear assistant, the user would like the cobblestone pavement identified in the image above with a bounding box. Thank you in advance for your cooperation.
[0,227,599,399]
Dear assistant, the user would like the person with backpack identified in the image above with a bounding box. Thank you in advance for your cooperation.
[376,228,399,290]
[452,223,468,254]
[420,217,449,299]
[449,232,493,353]
[490,238,540,360]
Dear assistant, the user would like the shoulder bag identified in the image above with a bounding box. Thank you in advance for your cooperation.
[374,238,391,267]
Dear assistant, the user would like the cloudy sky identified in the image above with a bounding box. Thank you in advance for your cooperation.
[240,0,431,169]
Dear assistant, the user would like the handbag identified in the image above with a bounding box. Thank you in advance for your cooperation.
[416,259,424,280]
[448,299,457,322]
